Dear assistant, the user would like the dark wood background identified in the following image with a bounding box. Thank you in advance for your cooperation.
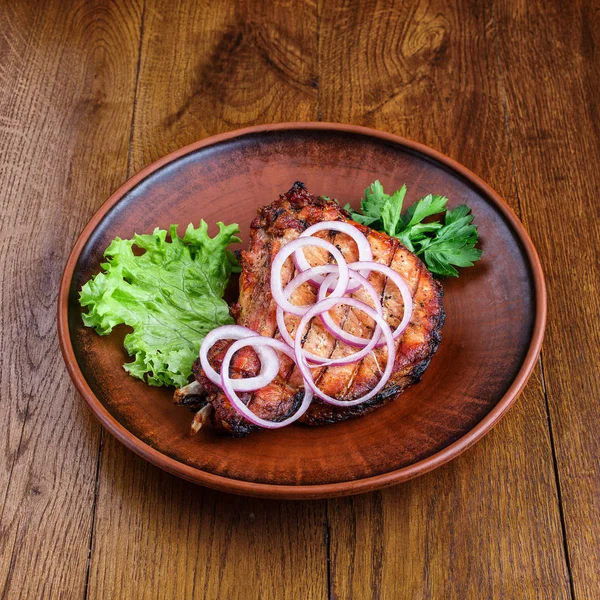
[1,0,599,598]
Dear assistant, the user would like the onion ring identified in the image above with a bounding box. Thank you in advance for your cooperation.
[317,270,383,347]
[271,237,349,316]
[294,296,396,406]
[198,229,414,429]
[276,266,383,363]
[220,337,313,428]
[350,261,413,341]
[293,221,372,290]
[199,325,279,392]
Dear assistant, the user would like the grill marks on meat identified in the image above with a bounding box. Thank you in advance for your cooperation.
[311,230,395,402]
[177,182,445,435]
[279,228,337,385]
[301,250,444,425]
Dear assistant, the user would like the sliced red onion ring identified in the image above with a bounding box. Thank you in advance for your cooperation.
[317,271,383,347]
[220,337,313,428]
[271,237,349,316]
[275,264,339,359]
[277,264,338,320]
[293,221,373,291]
[294,296,396,406]
[276,305,332,365]
[275,265,338,363]
[275,265,381,364]
[277,298,382,367]
[350,261,413,341]
[199,325,280,392]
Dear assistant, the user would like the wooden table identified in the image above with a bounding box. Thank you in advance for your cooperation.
[2,0,599,598]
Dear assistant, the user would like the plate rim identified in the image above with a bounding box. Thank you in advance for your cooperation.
[57,122,547,499]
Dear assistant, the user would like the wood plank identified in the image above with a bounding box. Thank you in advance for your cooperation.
[86,2,327,599]
[0,1,142,598]
[319,0,572,597]
[493,0,600,597]
[130,0,319,173]
[89,451,327,600]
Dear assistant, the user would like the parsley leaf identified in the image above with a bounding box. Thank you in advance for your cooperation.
[381,185,406,235]
[345,181,481,277]
[419,205,482,276]
[402,193,448,229]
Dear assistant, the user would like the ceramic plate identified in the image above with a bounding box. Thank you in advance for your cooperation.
[58,123,546,499]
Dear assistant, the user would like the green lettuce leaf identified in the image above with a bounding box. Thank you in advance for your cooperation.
[79,221,241,388]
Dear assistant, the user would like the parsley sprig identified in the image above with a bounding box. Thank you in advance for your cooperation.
[344,181,482,277]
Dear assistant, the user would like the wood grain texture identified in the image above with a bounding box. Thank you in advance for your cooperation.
[85,2,328,599]
[0,1,142,598]
[130,0,319,173]
[319,0,571,597]
[88,451,327,600]
[2,0,599,597]
[494,0,600,597]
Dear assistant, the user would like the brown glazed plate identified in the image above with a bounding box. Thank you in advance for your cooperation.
[58,123,546,499]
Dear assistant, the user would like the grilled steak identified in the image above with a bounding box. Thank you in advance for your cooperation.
[174,182,445,435]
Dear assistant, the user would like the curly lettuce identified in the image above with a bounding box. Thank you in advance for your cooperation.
[79,221,241,387]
